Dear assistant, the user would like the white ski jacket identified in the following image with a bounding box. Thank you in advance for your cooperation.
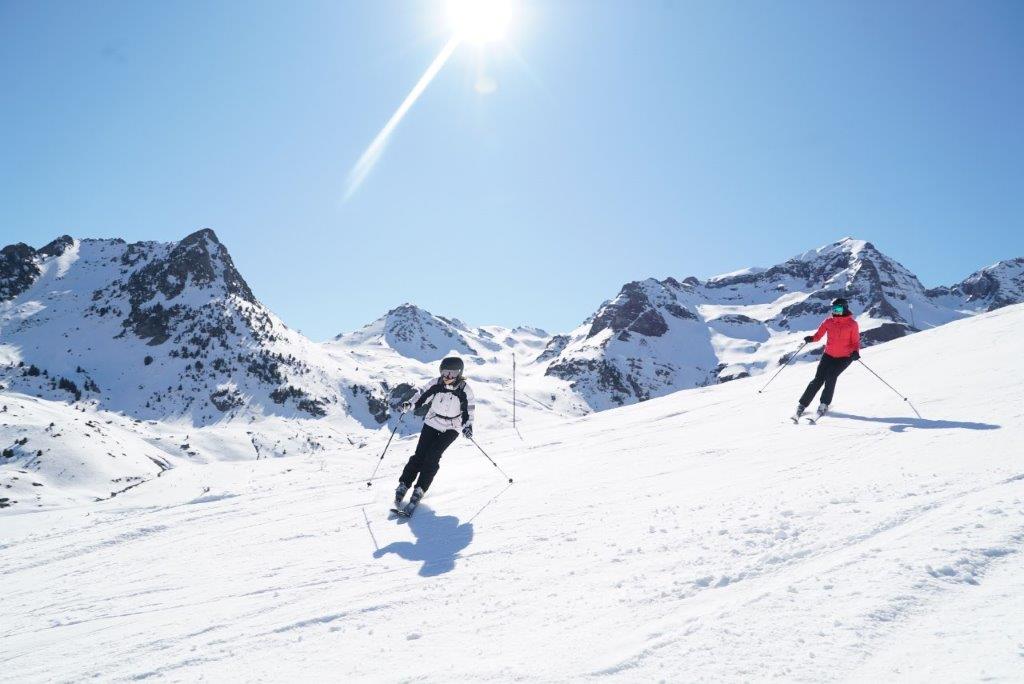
[409,377,475,433]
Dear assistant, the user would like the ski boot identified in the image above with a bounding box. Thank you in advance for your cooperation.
[402,486,425,517]
[790,403,807,424]
[806,403,829,424]
[394,482,409,509]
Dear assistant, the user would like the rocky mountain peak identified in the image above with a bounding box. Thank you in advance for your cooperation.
[334,302,476,363]
[928,256,1024,312]
[37,235,75,259]
[1,235,79,302]
[118,229,254,309]
[586,278,700,343]
[0,243,40,301]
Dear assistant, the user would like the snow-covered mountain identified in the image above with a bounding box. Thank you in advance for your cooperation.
[4,303,1022,680]
[3,230,1022,438]
[545,278,718,411]
[333,303,479,363]
[0,229,387,430]
[927,257,1024,313]
[327,303,586,433]
[544,238,1023,409]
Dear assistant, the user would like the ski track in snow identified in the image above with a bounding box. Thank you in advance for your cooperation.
[1,306,1023,681]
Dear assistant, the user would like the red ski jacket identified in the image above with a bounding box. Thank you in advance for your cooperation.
[812,315,861,358]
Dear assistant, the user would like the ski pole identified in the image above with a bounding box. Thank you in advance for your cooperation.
[757,341,808,394]
[857,360,923,419]
[366,414,404,487]
[468,437,514,484]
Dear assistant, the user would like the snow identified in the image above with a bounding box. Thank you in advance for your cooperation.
[2,303,1022,681]
[707,265,767,282]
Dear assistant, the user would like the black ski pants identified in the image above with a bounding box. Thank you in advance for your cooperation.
[399,424,459,492]
[799,353,854,407]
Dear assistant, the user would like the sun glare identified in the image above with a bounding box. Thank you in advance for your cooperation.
[447,0,516,44]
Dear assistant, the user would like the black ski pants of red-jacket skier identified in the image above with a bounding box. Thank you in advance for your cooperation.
[399,424,459,492]
[799,353,854,407]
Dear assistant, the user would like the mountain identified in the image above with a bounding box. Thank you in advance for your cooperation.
[4,303,1022,679]
[332,303,481,363]
[0,229,385,429]
[545,278,718,411]
[542,238,1022,409]
[3,230,1022,428]
[926,257,1024,313]
[327,303,585,433]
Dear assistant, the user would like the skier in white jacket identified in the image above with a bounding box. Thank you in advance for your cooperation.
[394,356,475,512]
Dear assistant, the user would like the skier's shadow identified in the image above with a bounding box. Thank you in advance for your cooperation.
[829,412,1000,433]
[373,507,474,577]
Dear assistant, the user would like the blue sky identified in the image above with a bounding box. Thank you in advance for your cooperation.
[2,0,1022,339]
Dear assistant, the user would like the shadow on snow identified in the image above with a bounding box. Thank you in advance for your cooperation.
[829,412,1000,433]
[373,506,474,577]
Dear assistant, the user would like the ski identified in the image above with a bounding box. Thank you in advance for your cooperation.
[805,410,828,425]
[390,505,415,518]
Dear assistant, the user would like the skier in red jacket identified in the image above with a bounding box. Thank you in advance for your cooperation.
[794,298,861,421]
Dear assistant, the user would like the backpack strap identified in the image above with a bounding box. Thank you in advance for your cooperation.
[453,386,470,425]
[414,380,443,411]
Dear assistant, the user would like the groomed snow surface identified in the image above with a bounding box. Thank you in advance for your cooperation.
[3,305,1023,681]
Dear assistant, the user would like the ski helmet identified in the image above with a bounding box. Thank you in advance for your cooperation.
[439,356,464,380]
[831,298,850,316]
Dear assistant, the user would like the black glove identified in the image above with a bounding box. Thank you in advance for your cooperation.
[803,335,814,343]
[399,401,413,414]
[462,425,473,439]
[850,350,860,361]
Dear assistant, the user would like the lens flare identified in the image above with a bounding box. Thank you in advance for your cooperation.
[342,1,518,202]
[343,38,460,202]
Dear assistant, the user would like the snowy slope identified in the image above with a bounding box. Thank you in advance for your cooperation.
[0,394,174,509]
[2,304,1021,681]
[4,230,1023,509]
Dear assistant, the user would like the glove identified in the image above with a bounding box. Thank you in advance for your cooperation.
[399,401,413,414]
[462,425,473,439]
[803,335,814,343]
[850,350,860,361]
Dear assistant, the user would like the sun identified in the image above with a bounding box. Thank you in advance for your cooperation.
[447,0,516,44]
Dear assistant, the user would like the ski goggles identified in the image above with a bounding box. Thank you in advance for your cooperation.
[832,305,845,314]
[441,370,461,380]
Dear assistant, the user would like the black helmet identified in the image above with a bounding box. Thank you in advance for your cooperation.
[439,356,464,379]
[831,298,850,316]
